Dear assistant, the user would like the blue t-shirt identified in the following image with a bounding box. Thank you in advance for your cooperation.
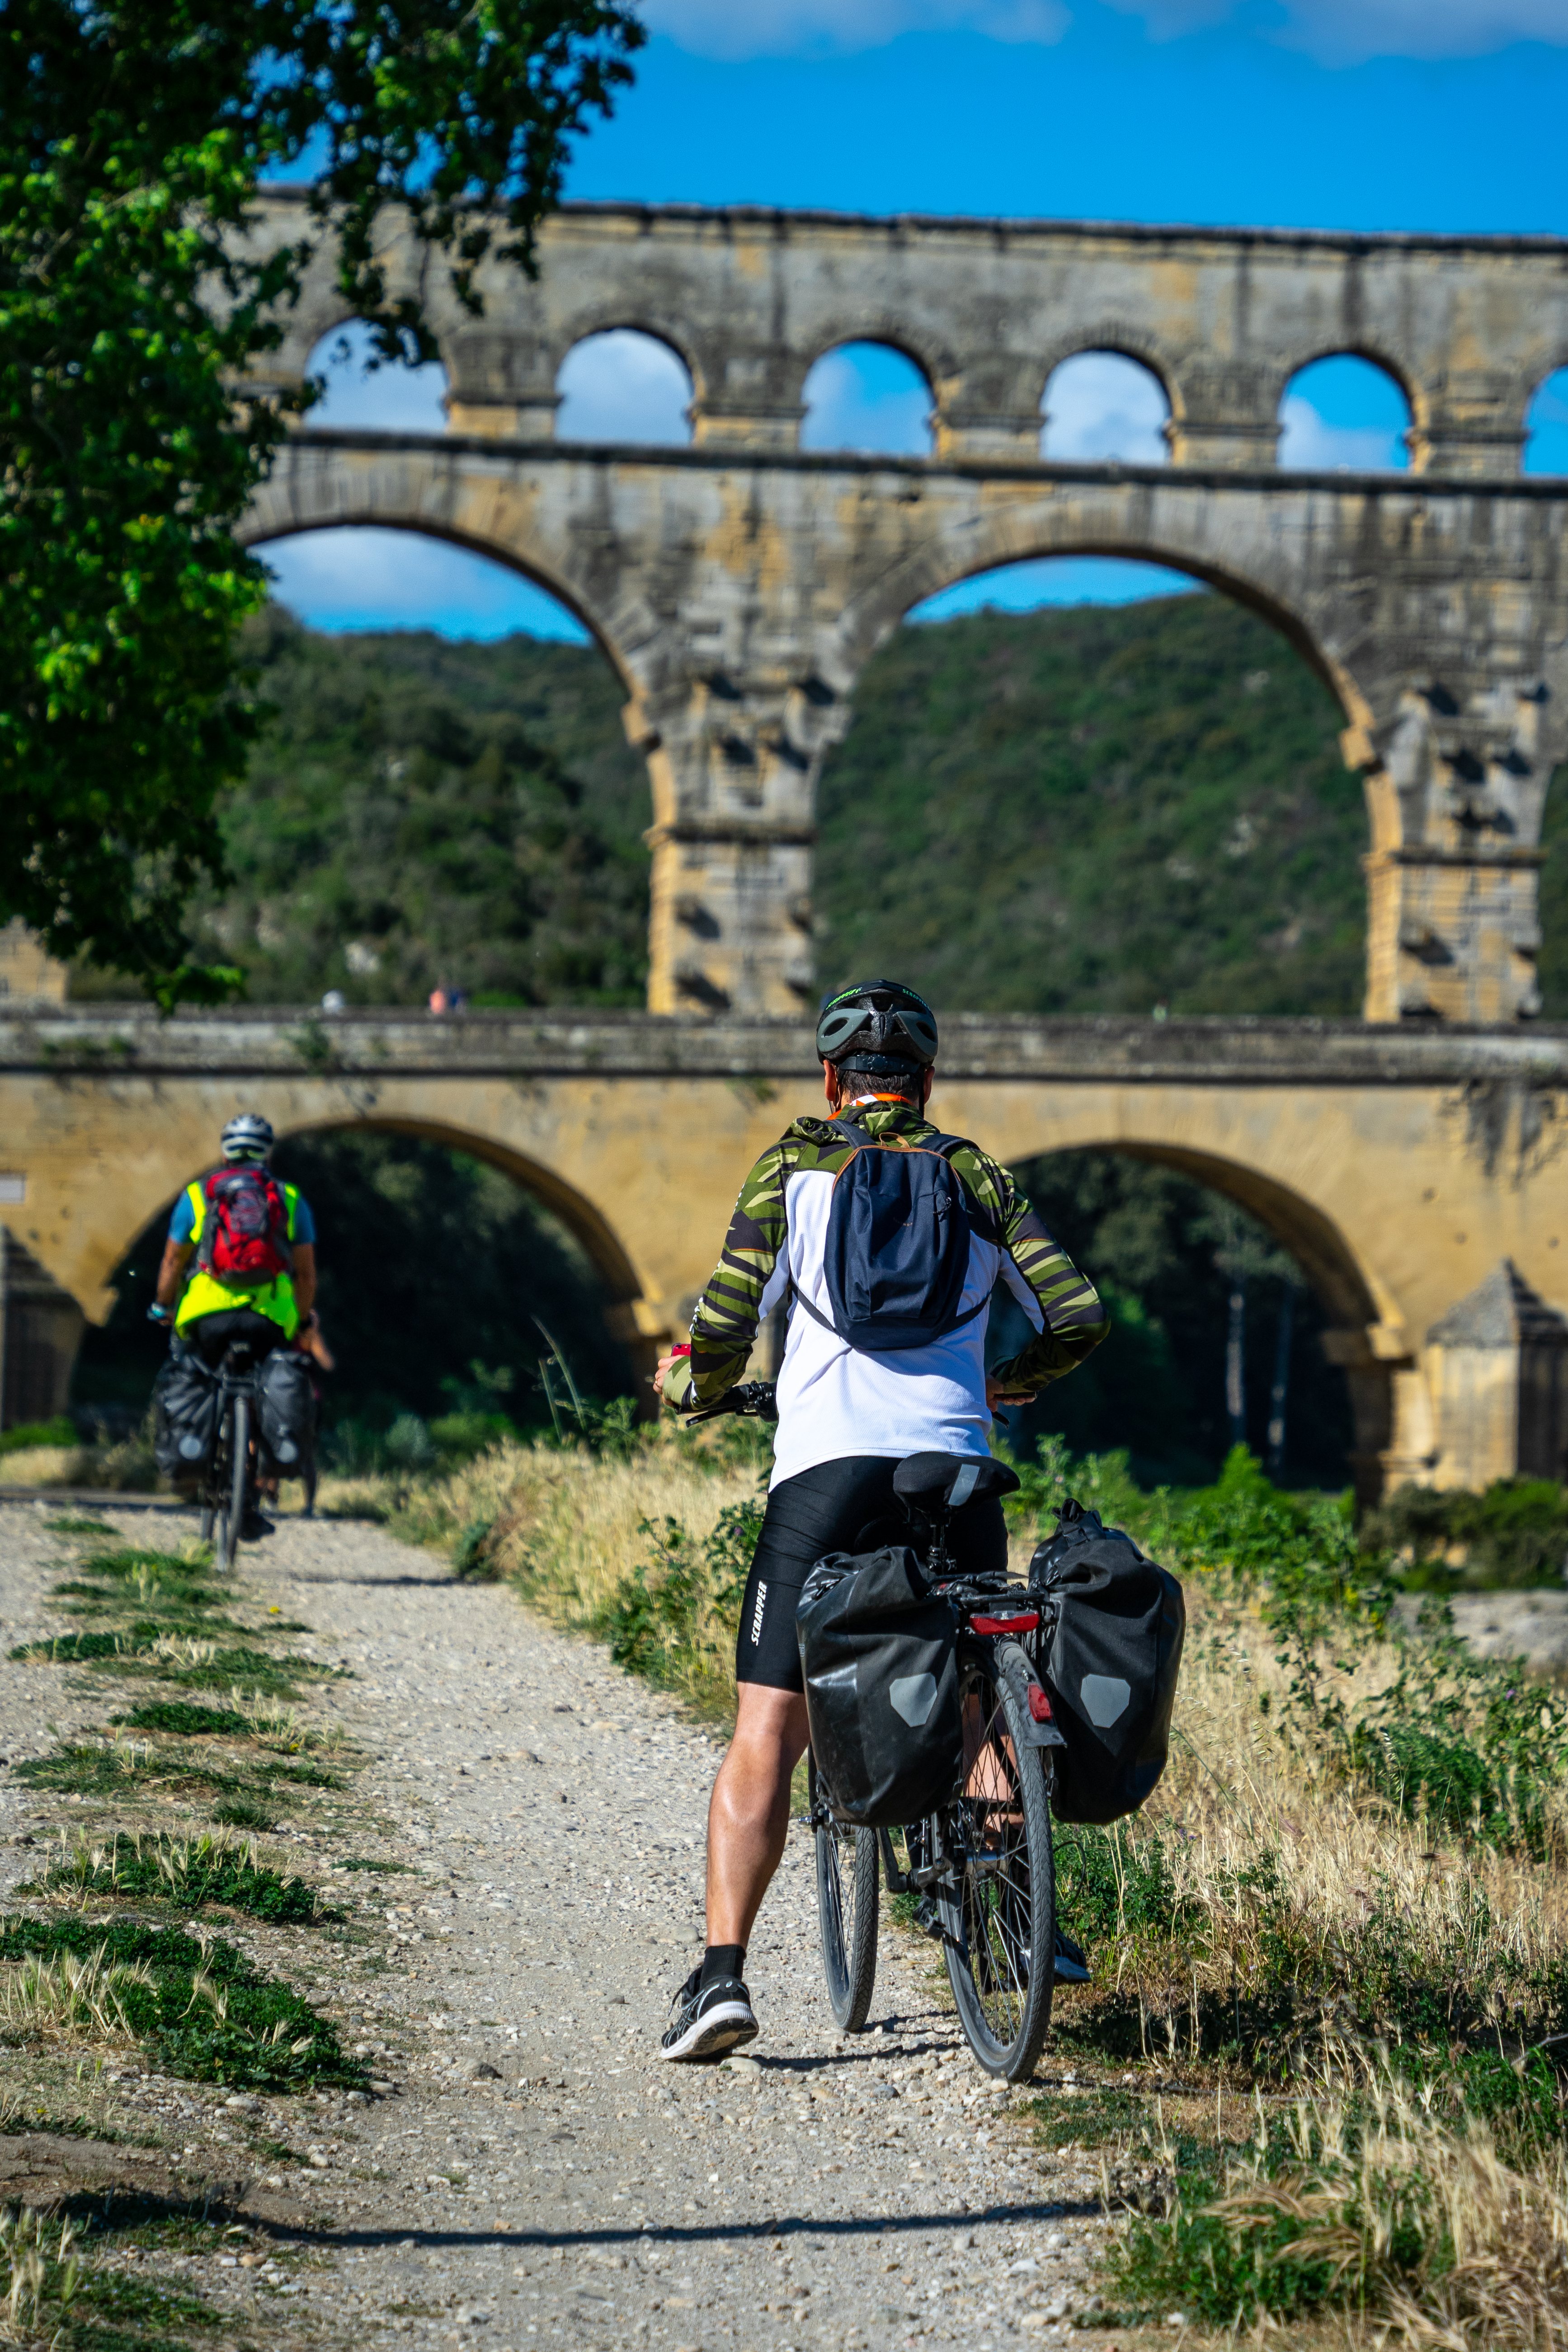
[170,1182,315,1246]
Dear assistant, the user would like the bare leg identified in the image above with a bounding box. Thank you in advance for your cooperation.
[705,1683,810,1951]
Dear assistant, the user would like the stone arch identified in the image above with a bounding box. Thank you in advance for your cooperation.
[799,324,953,405]
[551,315,706,409]
[276,1112,645,1324]
[1276,349,1421,471]
[936,1094,1394,1498]
[79,1109,652,1398]
[820,497,1372,741]
[1033,325,1183,425]
[800,339,937,456]
[1039,349,1174,465]
[240,494,645,702]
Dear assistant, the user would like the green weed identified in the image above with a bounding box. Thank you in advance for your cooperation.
[0,1914,365,2090]
[601,1500,764,1690]
[114,1703,249,1737]
[45,1831,341,1925]
[210,1800,277,1832]
[338,1856,415,1874]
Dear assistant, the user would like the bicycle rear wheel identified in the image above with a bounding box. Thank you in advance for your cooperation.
[216,1395,249,1572]
[936,1649,1055,2081]
[810,1753,880,2033]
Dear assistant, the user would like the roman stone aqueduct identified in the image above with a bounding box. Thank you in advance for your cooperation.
[6,194,1568,1502]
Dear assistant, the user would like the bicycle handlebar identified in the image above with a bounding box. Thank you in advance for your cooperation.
[681,1380,778,1426]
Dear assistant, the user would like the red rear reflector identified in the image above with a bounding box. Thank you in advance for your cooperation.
[970,1612,1040,1636]
[1027,1686,1054,1722]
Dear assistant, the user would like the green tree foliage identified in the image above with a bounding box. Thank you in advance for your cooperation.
[816,593,1366,1015]
[0,0,641,1005]
[168,610,649,1006]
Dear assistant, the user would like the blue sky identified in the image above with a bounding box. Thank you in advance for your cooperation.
[263,1,1568,642]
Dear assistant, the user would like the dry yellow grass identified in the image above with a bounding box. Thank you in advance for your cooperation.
[1123,1576,1568,2052]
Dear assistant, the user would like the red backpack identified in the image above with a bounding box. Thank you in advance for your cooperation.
[195,1164,294,1283]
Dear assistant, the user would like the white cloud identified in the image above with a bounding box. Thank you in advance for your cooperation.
[306,321,448,431]
[1276,393,1406,470]
[1042,351,1169,464]
[555,329,692,443]
[260,527,590,642]
[639,0,1066,60]
[1105,0,1568,61]
[800,345,932,453]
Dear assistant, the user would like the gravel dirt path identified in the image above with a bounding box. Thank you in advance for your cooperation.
[0,1498,1116,2352]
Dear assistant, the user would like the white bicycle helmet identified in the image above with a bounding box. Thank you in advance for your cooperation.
[220,1112,274,1163]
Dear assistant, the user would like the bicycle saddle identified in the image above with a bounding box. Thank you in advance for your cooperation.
[893,1453,1020,1509]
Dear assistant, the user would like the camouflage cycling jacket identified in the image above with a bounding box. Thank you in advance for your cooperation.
[687,1101,1107,1400]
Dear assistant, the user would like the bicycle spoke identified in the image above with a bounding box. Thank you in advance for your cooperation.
[942,1654,1056,2079]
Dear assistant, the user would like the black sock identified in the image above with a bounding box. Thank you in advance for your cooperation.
[700,1943,746,1989]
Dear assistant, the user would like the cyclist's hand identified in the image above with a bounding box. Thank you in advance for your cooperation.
[654,1350,694,1411]
[986,1376,1034,1409]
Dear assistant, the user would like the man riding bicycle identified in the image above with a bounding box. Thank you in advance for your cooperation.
[149,1112,317,1538]
[654,981,1106,2060]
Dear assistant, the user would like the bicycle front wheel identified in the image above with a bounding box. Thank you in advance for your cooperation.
[810,1753,880,2033]
[936,1649,1055,2081]
[217,1395,249,1571]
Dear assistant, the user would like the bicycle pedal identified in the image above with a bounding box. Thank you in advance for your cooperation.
[912,1896,943,1942]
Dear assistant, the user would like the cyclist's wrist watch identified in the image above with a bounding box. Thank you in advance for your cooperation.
[147,1302,172,1324]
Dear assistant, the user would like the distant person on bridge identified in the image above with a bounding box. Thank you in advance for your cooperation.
[148,1114,318,1532]
[653,980,1107,2060]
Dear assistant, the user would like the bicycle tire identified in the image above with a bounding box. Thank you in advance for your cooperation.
[810,1753,880,2033]
[935,1643,1055,2081]
[218,1395,249,1571]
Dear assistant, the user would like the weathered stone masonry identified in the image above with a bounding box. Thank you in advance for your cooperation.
[243,195,1568,1026]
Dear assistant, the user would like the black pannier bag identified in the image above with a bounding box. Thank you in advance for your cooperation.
[258,1348,315,1474]
[152,1345,221,1483]
[1027,1499,1185,1826]
[796,1548,964,1828]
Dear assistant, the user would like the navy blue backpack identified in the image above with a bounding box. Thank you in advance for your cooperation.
[791,1117,998,1353]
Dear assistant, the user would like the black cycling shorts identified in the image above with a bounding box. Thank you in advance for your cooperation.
[184,1307,287,1368]
[736,1454,1008,1694]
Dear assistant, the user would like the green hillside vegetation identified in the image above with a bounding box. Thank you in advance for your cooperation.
[816,593,1366,1015]
[71,591,1568,1018]
[154,607,649,1008]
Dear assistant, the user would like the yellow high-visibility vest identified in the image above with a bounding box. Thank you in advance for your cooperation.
[174,1174,304,1338]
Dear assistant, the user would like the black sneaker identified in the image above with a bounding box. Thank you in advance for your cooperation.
[240,1510,274,1542]
[1054,1928,1090,1983]
[660,1968,758,2062]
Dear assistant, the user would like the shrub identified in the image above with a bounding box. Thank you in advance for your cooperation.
[0,1415,76,1454]
[1107,2079,1568,2342]
[1367,1477,1568,1589]
[601,1499,765,1699]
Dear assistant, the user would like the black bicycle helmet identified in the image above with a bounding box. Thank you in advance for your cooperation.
[815,980,938,1075]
